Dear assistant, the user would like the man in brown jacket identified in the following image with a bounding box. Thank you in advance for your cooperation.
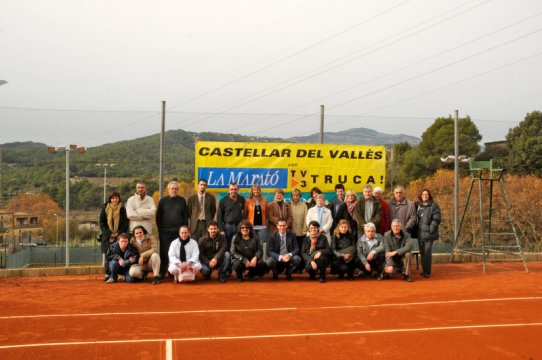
[187,179,217,241]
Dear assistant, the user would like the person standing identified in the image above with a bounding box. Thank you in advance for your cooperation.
[353,184,381,235]
[156,181,189,279]
[244,184,268,245]
[217,182,245,249]
[99,191,129,281]
[388,185,417,235]
[373,187,391,235]
[305,194,333,245]
[343,190,358,239]
[126,181,156,234]
[329,184,347,233]
[415,189,441,278]
[290,189,308,273]
[187,179,217,242]
[267,188,292,236]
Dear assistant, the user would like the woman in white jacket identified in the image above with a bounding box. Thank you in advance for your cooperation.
[306,194,333,245]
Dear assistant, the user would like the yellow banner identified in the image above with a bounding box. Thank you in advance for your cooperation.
[195,141,386,192]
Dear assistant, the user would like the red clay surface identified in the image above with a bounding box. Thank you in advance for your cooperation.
[1,262,541,359]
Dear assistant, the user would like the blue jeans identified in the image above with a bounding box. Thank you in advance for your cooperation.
[254,227,268,246]
[108,259,136,282]
[201,252,231,276]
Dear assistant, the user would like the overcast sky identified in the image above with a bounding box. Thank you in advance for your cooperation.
[1,0,542,147]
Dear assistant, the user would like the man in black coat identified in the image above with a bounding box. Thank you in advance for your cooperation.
[198,221,230,283]
[156,181,189,279]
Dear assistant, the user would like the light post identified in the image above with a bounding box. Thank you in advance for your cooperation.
[441,154,472,243]
[96,163,116,203]
[48,145,86,267]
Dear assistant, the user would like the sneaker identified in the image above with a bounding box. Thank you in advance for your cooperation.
[403,275,413,282]
[152,276,160,285]
[218,273,226,283]
[104,274,110,282]
[319,278,326,283]
[106,278,116,284]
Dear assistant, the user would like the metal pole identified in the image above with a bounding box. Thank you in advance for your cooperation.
[103,167,107,204]
[159,101,166,198]
[320,105,324,144]
[65,148,70,267]
[0,145,3,206]
[56,215,59,246]
[454,110,459,245]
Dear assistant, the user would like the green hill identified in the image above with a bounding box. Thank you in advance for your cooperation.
[0,130,283,209]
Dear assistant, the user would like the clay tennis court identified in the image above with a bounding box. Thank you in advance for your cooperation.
[1,261,541,359]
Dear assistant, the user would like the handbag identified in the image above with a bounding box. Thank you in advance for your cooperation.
[178,268,196,282]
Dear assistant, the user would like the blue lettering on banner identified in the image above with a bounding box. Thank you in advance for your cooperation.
[198,168,288,188]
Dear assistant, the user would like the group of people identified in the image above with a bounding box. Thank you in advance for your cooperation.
[98,179,441,284]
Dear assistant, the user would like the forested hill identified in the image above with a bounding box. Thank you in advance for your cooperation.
[1,128,419,209]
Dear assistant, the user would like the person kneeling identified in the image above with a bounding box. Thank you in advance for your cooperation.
[230,221,267,282]
[302,221,331,283]
[129,225,161,285]
[106,233,139,283]
[168,225,202,283]
[198,221,230,283]
[382,219,414,282]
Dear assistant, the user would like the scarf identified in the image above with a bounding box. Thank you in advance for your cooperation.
[105,202,121,236]
[346,200,356,217]
[180,239,190,262]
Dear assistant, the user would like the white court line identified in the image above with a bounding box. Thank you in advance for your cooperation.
[308,296,542,310]
[0,322,541,350]
[0,307,297,320]
[165,339,172,360]
[0,296,541,320]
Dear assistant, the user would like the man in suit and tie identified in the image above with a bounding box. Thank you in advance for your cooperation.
[187,179,217,242]
[266,218,301,281]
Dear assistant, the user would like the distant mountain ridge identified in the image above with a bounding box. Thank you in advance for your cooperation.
[286,127,420,146]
